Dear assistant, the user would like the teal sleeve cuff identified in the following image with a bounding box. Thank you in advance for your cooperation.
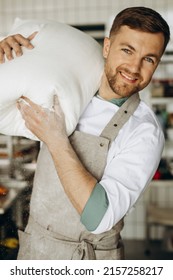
[80,183,109,231]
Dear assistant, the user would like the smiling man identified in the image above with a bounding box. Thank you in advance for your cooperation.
[0,6,170,260]
[100,25,165,100]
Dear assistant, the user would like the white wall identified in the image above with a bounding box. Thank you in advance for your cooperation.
[0,0,173,37]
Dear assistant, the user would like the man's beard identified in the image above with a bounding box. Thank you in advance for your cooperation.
[105,66,141,98]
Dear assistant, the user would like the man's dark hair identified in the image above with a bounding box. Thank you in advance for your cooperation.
[109,6,170,53]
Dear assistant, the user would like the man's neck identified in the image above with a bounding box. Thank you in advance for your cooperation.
[99,72,121,100]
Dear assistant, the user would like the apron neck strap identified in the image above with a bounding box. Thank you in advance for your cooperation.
[100,93,140,142]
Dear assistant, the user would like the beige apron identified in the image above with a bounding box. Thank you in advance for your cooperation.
[17,93,140,260]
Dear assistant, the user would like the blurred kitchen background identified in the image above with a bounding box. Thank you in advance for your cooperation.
[0,0,173,260]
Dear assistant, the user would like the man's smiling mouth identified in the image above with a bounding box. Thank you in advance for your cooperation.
[120,71,138,82]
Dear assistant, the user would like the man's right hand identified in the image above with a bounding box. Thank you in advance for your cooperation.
[0,31,37,63]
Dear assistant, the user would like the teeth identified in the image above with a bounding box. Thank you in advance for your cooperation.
[121,72,136,81]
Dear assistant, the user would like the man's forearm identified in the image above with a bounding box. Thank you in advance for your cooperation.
[47,137,97,214]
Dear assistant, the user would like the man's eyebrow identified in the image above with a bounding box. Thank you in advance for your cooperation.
[120,43,136,51]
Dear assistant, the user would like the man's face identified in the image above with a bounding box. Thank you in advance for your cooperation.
[102,25,165,99]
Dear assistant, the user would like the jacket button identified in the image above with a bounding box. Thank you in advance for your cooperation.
[100,143,104,147]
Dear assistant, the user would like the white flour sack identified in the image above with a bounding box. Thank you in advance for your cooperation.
[0,18,104,140]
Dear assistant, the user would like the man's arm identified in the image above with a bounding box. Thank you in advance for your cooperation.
[17,95,97,214]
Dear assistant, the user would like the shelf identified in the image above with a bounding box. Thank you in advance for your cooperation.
[162,140,173,158]
[151,97,173,105]
[150,180,173,188]
[160,55,173,64]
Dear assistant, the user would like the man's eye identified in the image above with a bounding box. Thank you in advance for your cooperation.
[122,48,131,54]
[145,57,154,64]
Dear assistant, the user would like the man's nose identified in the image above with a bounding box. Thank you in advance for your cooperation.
[130,58,141,73]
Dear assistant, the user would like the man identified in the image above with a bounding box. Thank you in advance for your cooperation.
[0,7,170,259]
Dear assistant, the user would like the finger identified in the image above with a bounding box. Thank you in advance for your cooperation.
[17,98,38,118]
[0,47,5,63]
[53,94,61,112]
[53,95,62,116]
[17,103,38,132]
[27,31,38,42]
[12,41,23,57]
[17,100,28,119]
[20,96,37,107]
[19,96,43,114]
[1,41,14,60]
[53,94,66,122]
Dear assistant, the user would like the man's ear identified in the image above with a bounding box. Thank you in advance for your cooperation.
[103,37,110,59]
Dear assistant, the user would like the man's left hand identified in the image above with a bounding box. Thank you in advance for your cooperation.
[17,94,67,144]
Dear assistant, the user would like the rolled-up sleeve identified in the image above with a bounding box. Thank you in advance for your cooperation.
[80,183,109,231]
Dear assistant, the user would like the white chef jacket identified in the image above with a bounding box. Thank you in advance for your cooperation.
[77,95,164,234]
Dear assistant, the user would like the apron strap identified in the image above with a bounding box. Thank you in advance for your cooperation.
[100,93,140,142]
